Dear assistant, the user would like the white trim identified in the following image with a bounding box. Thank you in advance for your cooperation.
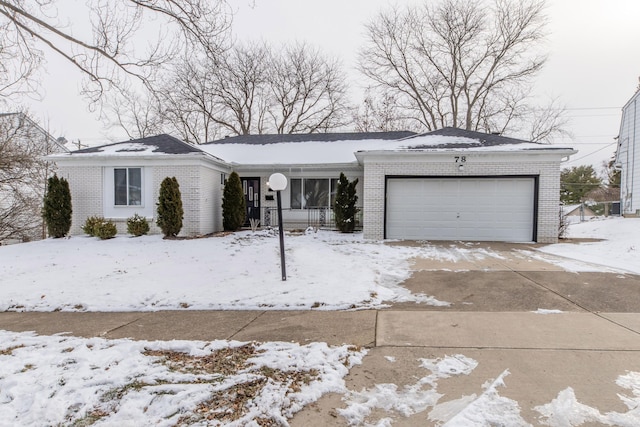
[103,166,154,219]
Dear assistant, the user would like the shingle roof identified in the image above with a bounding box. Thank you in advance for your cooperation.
[71,134,203,155]
[406,127,536,148]
[204,131,417,145]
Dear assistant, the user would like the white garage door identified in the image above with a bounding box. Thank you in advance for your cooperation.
[386,177,536,242]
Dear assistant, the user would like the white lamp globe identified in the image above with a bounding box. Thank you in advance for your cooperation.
[268,173,288,191]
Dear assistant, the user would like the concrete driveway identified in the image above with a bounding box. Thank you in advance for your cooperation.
[396,241,640,313]
[291,241,640,426]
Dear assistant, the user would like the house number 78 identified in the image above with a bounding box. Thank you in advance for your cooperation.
[454,156,467,163]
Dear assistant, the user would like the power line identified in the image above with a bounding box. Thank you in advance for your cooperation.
[564,106,621,111]
[565,142,618,163]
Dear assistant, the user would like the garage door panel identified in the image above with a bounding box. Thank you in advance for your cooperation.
[386,177,535,242]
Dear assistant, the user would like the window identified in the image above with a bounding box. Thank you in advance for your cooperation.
[291,178,339,209]
[114,167,142,206]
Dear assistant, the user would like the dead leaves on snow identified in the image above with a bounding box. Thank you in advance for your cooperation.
[144,343,320,425]
[144,343,257,377]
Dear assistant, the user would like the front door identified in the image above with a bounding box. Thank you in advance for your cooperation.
[241,177,261,227]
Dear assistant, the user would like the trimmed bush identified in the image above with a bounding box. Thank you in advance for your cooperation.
[95,220,117,240]
[127,213,150,237]
[222,171,246,231]
[82,215,105,237]
[42,174,72,238]
[82,216,118,239]
[334,173,359,233]
[157,176,183,237]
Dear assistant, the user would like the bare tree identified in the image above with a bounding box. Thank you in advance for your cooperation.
[359,0,565,140]
[353,87,421,132]
[113,41,351,141]
[131,42,269,143]
[0,112,67,242]
[268,43,349,134]
[105,87,164,139]
[526,98,570,143]
[0,0,231,104]
[0,17,41,102]
[189,42,271,137]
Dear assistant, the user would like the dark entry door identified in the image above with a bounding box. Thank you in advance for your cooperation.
[241,177,260,227]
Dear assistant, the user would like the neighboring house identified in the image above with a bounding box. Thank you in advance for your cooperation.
[562,204,595,218]
[583,186,621,217]
[616,90,640,216]
[0,112,69,243]
[51,128,576,243]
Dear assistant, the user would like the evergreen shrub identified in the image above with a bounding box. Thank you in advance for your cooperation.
[157,177,183,237]
[222,171,246,231]
[96,220,117,239]
[42,174,72,238]
[127,213,150,237]
[82,215,104,236]
[334,173,359,233]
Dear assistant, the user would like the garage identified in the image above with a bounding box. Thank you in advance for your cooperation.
[385,177,537,242]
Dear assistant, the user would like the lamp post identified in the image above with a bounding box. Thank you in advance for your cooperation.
[268,173,288,281]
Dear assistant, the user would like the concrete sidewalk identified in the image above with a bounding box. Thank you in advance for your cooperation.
[0,310,377,346]
[3,307,640,425]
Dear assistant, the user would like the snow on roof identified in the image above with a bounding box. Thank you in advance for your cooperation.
[201,138,411,165]
[65,134,205,156]
[84,142,160,155]
[52,128,573,165]
[211,131,416,144]
[201,131,567,165]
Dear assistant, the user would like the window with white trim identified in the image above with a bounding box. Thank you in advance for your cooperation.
[114,167,142,206]
[290,178,339,209]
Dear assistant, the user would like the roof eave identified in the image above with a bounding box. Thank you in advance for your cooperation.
[230,161,360,171]
[355,147,578,162]
[47,151,231,166]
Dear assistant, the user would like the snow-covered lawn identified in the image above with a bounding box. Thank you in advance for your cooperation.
[0,330,365,426]
[537,217,640,274]
[0,229,447,312]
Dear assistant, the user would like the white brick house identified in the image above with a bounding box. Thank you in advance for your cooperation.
[51,129,575,243]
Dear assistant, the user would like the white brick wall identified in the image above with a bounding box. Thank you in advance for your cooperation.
[57,166,103,235]
[361,153,563,243]
[152,166,196,235]
[59,160,229,237]
[199,167,224,234]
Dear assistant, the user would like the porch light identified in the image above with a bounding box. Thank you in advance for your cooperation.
[458,164,465,171]
[268,173,288,281]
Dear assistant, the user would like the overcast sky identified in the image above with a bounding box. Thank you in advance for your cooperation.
[26,0,640,172]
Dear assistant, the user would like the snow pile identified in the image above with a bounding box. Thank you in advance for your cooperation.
[338,354,478,425]
[0,230,448,312]
[437,371,529,426]
[0,330,365,426]
[535,372,640,426]
[537,217,640,274]
[533,309,564,314]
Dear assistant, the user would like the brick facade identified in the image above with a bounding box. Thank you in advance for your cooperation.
[360,152,564,243]
[58,158,229,237]
[57,166,104,236]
